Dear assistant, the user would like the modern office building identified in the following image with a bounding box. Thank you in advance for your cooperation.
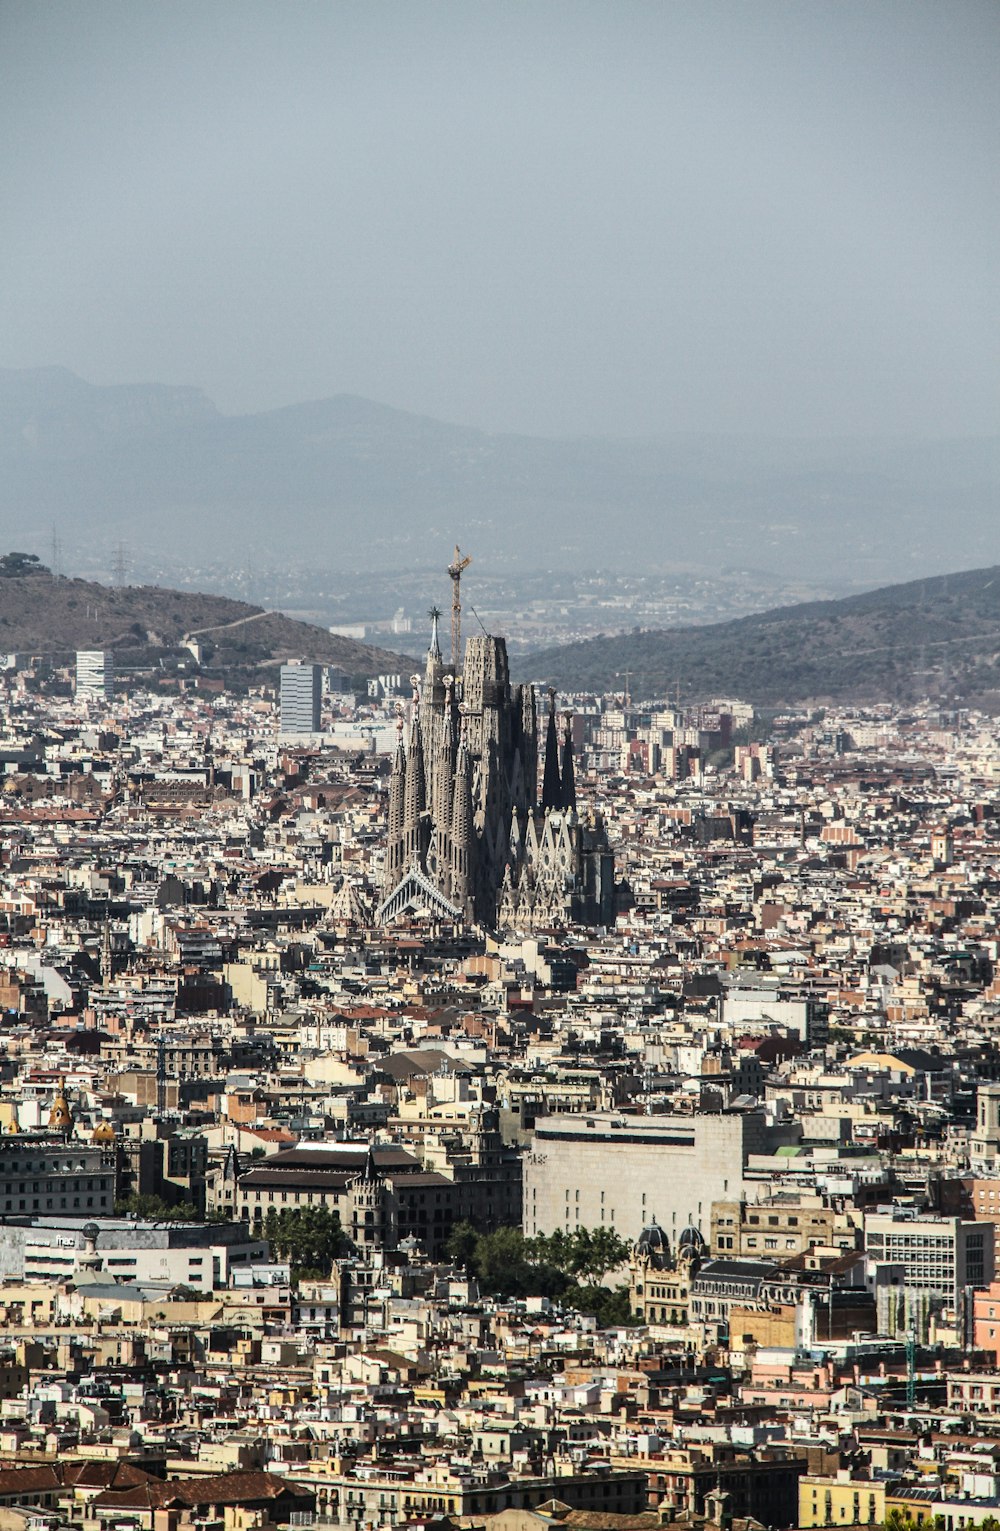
[864,1208,993,1323]
[75,650,113,701]
[279,661,322,735]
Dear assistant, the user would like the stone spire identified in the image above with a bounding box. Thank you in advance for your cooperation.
[560,714,576,811]
[450,730,476,908]
[437,675,457,852]
[542,689,562,811]
[427,605,443,664]
[403,680,427,867]
[385,714,407,889]
[521,682,538,809]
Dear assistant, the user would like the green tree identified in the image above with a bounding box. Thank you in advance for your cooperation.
[449,1223,636,1322]
[444,1220,480,1272]
[563,1283,634,1327]
[0,552,47,578]
[262,1205,351,1277]
[569,1226,630,1280]
[115,1193,200,1220]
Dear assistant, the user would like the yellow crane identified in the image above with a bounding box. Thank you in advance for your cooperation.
[447,544,472,668]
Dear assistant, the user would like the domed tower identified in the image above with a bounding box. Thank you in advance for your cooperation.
[48,1079,74,1139]
[634,1218,670,1270]
[75,1222,103,1279]
[677,1223,706,1271]
[92,1118,116,1146]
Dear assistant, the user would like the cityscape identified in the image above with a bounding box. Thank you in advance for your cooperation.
[0,554,998,1531]
[2,4,998,1531]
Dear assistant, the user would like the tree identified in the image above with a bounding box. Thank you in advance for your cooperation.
[447,1223,636,1323]
[526,1226,630,1282]
[563,1283,633,1327]
[0,552,47,578]
[569,1226,630,1280]
[115,1193,200,1220]
[262,1205,351,1278]
[444,1220,480,1273]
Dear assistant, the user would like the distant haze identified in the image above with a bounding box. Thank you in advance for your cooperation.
[2,1,998,440]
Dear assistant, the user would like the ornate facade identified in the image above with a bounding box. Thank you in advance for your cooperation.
[377,613,614,930]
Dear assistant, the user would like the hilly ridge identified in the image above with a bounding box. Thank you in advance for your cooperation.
[0,565,410,681]
[2,367,997,586]
[524,565,1000,707]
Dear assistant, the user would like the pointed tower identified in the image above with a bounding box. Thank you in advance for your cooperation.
[422,606,447,827]
[542,689,562,810]
[429,674,458,888]
[450,733,476,914]
[403,684,428,869]
[384,716,407,891]
[350,1145,390,1252]
[520,682,538,811]
[560,713,576,812]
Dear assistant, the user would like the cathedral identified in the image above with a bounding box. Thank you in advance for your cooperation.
[377,611,614,931]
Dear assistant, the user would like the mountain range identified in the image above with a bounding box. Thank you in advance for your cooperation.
[2,367,997,586]
[525,564,1000,707]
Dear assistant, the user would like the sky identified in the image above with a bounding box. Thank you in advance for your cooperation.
[2,0,998,439]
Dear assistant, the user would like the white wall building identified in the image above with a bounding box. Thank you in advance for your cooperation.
[75,650,113,701]
[523,1110,768,1244]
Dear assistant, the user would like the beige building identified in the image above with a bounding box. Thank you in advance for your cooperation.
[799,1474,886,1528]
[523,1110,767,1242]
[711,1193,859,1257]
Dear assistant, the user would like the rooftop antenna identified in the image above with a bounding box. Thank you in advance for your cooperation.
[447,544,472,668]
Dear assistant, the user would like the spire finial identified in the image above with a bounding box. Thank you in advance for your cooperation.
[427,606,443,662]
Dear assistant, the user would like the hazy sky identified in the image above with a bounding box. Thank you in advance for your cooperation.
[2,1,998,438]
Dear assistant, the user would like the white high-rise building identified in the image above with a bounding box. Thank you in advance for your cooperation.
[279,662,322,736]
[75,650,113,701]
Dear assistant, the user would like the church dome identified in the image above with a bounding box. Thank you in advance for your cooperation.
[48,1081,74,1134]
[678,1224,706,1261]
[92,1118,116,1144]
[634,1219,670,1268]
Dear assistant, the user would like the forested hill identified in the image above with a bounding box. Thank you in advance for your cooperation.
[524,565,1000,706]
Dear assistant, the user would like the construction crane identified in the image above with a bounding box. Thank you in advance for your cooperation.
[447,544,472,668]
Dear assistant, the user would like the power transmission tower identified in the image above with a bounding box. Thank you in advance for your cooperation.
[50,526,62,577]
[112,541,128,586]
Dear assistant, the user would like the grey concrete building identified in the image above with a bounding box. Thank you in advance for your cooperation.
[523,1109,768,1244]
